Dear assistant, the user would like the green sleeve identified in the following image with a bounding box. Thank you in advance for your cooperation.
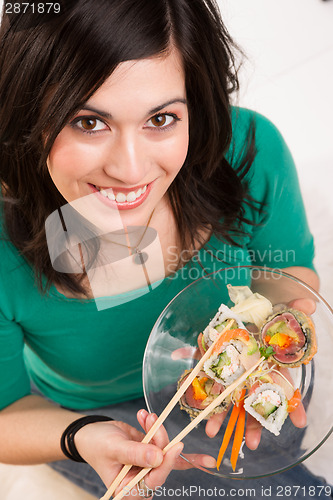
[0,225,32,409]
[232,108,315,270]
[0,308,31,409]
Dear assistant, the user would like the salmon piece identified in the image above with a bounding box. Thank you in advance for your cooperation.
[287,388,302,413]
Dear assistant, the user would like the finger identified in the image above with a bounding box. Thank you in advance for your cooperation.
[289,402,307,428]
[205,411,228,438]
[111,438,163,469]
[137,409,149,431]
[171,346,197,360]
[137,411,169,451]
[174,452,216,470]
[245,414,262,450]
[278,366,294,382]
[146,443,184,489]
[288,298,316,315]
[113,421,145,443]
[145,413,169,450]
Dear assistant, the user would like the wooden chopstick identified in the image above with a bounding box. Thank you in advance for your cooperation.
[100,319,235,499]
[110,356,265,500]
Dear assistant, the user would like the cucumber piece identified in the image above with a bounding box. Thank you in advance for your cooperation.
[215,321,237,333]
[211,351,230,376]
[252,401,278,419]
[216,351,231,367]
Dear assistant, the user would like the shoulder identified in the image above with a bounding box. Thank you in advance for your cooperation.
[228,107,304,232]
[230,106,297,187]
[230,106,290,156]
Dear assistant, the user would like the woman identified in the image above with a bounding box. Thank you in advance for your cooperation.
[0,0,327,499]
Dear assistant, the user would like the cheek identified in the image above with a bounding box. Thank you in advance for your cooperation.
[47,133,103,179]
[161,132,189,175]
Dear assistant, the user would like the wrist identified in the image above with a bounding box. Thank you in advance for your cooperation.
[61,415,114,462]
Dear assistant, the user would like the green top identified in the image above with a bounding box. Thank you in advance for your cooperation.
[0,108,315,410]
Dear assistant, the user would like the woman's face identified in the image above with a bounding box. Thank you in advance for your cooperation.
[47,48,189,231]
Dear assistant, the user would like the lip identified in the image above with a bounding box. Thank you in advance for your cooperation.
[89,182,153,210]
[96,183,148,194]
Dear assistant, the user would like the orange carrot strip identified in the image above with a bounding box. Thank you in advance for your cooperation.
[216,389,246,470]
[230,400,246,472]
[216,405,240,470]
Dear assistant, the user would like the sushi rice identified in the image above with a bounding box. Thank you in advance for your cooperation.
[203,341,245,385]
[244,383,288,436]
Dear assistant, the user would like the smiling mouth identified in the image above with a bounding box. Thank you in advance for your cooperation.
[93,184,148,203]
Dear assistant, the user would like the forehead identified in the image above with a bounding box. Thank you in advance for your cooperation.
[85,48,186,112]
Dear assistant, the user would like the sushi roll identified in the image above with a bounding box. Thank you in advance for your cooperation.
[177,370,230,419]
[202,304,246,350]
[244,383,288,436]
[203,328,259,386]
[260,308,317,367]
[203,341,245,386]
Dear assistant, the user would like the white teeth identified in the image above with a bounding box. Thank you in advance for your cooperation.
[115,192,126,203]
[126,191,136,202]
[96,184,148,203]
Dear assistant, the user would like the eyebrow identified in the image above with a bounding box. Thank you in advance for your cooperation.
[78,98,187,120]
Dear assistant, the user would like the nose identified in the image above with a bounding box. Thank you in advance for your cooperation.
[103,131,148,186]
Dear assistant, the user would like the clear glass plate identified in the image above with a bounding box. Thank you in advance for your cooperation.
[143,267,333,479]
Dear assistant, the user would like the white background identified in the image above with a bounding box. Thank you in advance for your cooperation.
[216,0,333,303]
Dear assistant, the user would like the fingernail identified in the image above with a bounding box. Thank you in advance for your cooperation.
[175,443,184,458]
[146,450,162,467]
[147,413,157,426]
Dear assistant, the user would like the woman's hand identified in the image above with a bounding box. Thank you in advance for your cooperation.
[203,405,264,450]
[74,411,183,498]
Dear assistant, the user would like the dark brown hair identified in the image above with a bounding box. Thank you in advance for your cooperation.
[0,0,256,295]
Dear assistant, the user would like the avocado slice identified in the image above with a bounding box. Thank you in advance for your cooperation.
[266,321,285,337]
[246,336,259,355]
[266,320,298,339]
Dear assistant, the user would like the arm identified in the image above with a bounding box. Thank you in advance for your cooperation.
[0,305,181,494]
[241,111,317,285]
[0,394,87,464]
[0,395,184,495]
[282,266,319,292]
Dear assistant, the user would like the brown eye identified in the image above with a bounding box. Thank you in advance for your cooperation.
[81,118,97,130]
[71,117,107,134]
[146,114,177,129]
[151,115,167,127]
